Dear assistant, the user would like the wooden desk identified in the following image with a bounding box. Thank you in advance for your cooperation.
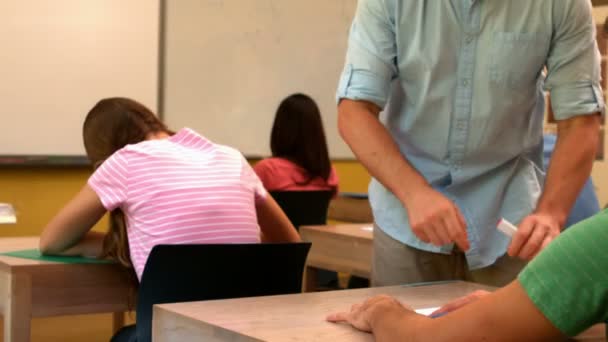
[153,281,606,341]
[327,196,373,223]
[300,224,373,291]
[0,237,129,341]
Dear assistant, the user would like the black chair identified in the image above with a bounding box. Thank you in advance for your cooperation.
[269,190,333,230]
[111,242,311,342]
[270,190,340,289]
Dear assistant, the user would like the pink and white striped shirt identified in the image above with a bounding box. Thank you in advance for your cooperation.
[88,128,266,280]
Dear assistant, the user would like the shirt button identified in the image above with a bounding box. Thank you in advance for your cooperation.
[462,79,469,86]
[465,36,473,44]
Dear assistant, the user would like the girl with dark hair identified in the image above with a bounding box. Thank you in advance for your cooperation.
[39,97,300,286]
[254,93,339,194]
[255,93,341,289]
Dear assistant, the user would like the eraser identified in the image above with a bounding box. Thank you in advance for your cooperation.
[497,218,517,237]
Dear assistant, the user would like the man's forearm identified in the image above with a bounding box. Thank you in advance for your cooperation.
[338,99,429,202]
[538,114,600,227]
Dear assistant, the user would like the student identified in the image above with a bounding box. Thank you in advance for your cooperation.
[39,97,300,282]
[254,93,339,195]
[255,93,342,289]
[327,210,608,340]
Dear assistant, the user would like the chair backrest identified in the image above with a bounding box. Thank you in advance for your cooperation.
[136,242,311,342]
[270,190,333,229]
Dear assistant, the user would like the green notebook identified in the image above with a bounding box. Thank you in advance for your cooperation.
[0,249,112,264]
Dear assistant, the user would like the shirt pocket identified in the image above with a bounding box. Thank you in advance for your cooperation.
[489,32,551,90]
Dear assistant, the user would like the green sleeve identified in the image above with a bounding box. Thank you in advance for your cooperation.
[518,210,608,336]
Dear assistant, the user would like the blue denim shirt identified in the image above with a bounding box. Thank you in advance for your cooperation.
[337,0,604,269]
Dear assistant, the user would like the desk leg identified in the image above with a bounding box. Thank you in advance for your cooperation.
[5,273,32,342]
[113,312,125,333]
[303,266,318,292]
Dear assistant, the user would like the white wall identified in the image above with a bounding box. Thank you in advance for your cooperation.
[0,0,159,156]
[163,0,356,158]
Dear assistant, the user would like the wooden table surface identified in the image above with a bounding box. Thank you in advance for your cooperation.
[153,280,606,341]
[152,281,490,341]
[0,237,129,341]
[300,224,373,291]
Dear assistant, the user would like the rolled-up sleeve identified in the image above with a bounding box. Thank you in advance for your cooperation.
[544,0,605,120]
[336,0,397,108]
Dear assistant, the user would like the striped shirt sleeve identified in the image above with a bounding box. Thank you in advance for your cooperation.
[88,149,130,211]
[241,156,267,203]
[518,210,608,336]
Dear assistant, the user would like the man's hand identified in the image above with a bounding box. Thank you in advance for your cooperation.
[326,295,412,332]
[402,186,470,251]
[508,213,560,260]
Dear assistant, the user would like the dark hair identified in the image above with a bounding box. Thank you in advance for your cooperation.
[82,97,171,293]
[83,97,169,169]
[270,93,331,181]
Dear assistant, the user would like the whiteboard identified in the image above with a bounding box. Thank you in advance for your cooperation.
[0,0,159,156]
[163,0,357,158]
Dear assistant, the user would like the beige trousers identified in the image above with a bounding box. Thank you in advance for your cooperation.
[372,224,527,287]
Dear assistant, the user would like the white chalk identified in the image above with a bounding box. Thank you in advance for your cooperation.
[497,218,517,237]
[415,307,440,316]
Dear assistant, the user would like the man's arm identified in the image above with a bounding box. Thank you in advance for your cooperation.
[509,0,603,260]
[339,99,469,250]
[336,0,469,249]
[539,115,600,224]
[509,115,600,260]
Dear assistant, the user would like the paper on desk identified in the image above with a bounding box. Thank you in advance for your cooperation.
[415,307,440,316]
[0,203,16,224]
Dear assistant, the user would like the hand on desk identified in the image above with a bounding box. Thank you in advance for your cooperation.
[326,295,412,332]
[402,186,470,251]
[508,213,560,261]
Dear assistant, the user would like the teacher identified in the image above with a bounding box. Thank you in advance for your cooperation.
[336,0,603,286]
